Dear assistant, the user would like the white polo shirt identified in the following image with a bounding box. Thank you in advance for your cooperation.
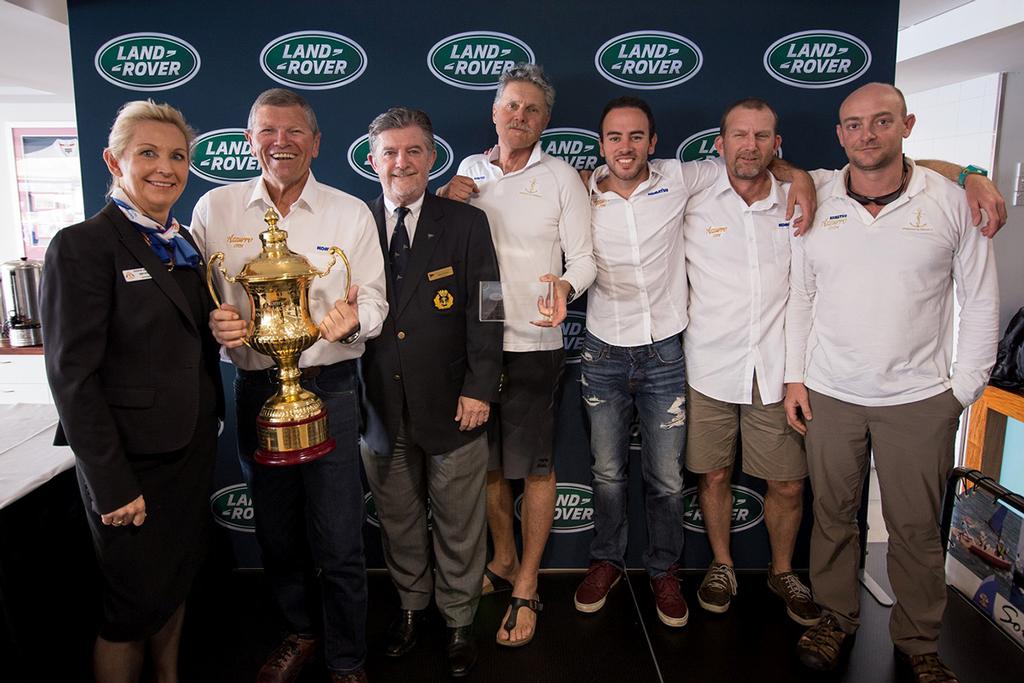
[457,143,595,352]
[190,172,388,371]
[683,166,794,405]
[586,158,720,347]
[785,161,999,407]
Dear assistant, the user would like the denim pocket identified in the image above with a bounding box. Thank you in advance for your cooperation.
[581,337,608,363]
[653,336,684,364]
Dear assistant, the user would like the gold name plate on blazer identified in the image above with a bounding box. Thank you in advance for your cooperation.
[207,208,350,466]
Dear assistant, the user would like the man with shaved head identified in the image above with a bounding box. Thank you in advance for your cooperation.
[784,82,1002,682]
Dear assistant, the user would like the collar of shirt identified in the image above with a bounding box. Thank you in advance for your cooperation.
[709,166,787,213]
[588,162,665,199]
[245,171,320,215]
[383,192,425,245]
[827,158,926,211]
[487,141,544,177]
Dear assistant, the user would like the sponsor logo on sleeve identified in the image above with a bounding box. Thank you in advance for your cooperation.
[346,134,454,182]
[190,129,261,184]
[595,31,702,89]
[682,485,765,533]
[428,31,534,90]
[515,483,595,533]
[210,483,255,533]
[676,128,720,162]
[260,31,367,89]
[763,30,871,89]
[540,128,601,171]
[94,33,201,91]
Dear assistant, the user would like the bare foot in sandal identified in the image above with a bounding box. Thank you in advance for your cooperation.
[496,596,543,647]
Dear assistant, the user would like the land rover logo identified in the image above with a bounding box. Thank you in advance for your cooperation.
[94,33,200,91]
[540,128,601,171]
[346,134,454,182]
[676,128,720,162]
[515,483,594,533]
[260,31,367,89]
[562,310,587,364]
[595,31,702,90]
[210,483,255,533]
[681,485,765,533]
[365,491,432,529]
[764,30,871,89]
[190,129,261,184]
[427,31,534,90]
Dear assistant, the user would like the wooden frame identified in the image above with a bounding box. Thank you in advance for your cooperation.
[964,385,1024,477]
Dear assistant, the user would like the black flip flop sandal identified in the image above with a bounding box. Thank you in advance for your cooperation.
[496,597,543,648]
[482,567,514,595]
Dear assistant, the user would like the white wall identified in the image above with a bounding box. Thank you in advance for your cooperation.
[0,100,76,262]
[903,73,1000,170]
[993,72,1024,329]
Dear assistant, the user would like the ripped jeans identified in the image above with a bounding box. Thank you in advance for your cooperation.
[581,332,687,577]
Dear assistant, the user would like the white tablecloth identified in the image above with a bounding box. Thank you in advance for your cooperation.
[0,403,75,509]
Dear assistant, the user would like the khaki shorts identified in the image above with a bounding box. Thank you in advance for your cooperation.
[685,375,806,481]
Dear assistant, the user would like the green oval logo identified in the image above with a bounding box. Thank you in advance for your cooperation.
[210,483,255,533]
[540,128,601,171]
[595,30,702,90]
[561,310,587,365]
[682,485,765,533]
[676,127,720,162]
[260,30,367,90]
[94,32,200,91]
[515,483,594,533]
[427,31,534,90]
[764,30,871,89]
[190,128,261,185]
[346,133,454,183]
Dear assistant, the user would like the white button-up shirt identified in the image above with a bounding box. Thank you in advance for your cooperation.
[190,173,388,371]
[586,158,720,347]
[458,143,595,352]
[785,161,999,407]
[684,166,794,405]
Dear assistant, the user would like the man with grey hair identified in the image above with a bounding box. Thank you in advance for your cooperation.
[439,63,596,647]
[193,88,387,683]
[360,106,501,677]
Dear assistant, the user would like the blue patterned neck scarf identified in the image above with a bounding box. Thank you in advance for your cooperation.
[111,188,199,269]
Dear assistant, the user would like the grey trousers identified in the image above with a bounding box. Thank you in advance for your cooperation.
[362,426,488,627]
[805,389,962,655]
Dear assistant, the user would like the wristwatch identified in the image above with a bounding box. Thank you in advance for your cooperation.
[957,164,988,188]
[340,323,361,345]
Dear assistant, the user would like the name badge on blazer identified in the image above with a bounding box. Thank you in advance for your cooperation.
[122,268,152,282]
[428,266,454,281]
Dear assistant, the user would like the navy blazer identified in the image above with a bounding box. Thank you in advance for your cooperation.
[40,202,223,514]
[361,192,501,455]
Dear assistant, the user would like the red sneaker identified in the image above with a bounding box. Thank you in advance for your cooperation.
[574,560,622,613]
[651,568,688,627]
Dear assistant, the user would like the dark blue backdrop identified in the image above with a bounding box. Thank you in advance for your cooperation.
[67,0,898,569]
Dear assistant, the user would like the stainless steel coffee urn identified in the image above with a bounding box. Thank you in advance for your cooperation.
[1,257,44,347]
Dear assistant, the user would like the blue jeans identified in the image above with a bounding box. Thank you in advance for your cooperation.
[235,361,367,674]
[581,332,687,577]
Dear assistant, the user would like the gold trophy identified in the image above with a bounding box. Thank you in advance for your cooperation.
[207,208,351,466]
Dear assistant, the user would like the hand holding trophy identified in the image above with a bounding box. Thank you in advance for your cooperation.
[207,208,350,466]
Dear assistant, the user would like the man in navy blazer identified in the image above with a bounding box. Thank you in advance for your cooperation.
[360,107,501,678]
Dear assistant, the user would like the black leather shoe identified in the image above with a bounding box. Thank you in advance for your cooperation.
[385,609,421,658]
[446,626,477,678]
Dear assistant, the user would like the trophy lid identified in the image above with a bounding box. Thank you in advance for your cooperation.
[234,208,321,282]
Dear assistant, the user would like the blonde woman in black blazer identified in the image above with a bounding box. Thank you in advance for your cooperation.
[41,101,222,683]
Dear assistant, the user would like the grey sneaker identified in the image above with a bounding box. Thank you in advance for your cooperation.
[767,564,821,626]
[697,561,737,614]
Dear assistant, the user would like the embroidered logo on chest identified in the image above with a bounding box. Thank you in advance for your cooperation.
[519,178,542,197]
[822,213,847,230]
[227,234,254,248]
[901,209,931,232]
[705,226,728,237]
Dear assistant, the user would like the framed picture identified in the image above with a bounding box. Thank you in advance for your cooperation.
[11,126,84,259]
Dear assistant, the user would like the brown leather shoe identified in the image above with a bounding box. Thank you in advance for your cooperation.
[329,669,369,683]
[895,650,960,682]
[256,634,318,683]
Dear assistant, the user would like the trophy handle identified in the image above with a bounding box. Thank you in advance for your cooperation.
[206,251,253,349]
[316,246,352,294]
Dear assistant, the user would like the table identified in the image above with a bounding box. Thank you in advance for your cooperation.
[0,403,73,509]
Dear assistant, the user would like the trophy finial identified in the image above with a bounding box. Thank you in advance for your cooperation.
[264,207,280,230]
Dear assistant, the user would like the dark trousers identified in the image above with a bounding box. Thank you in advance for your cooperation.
[235,361,367,673]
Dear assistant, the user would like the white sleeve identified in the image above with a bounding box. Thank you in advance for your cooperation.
[557,166,596,296]
[784,233,815,383]
[189,193,209,256]
[679,157,723,194]
[949,199,1000,406]
[348,203,389,341]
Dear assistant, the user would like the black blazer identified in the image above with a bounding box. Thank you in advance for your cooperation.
[361,192,502,455]
[40,202,223,514]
